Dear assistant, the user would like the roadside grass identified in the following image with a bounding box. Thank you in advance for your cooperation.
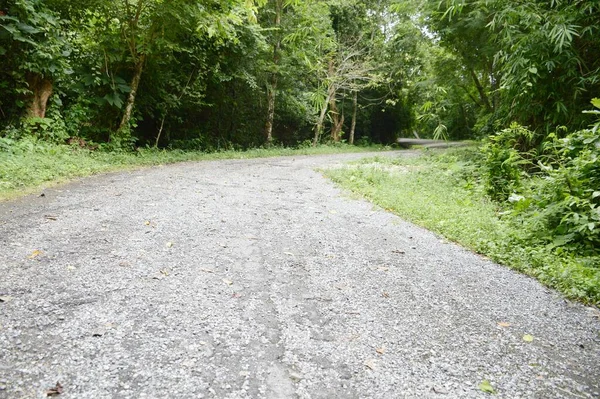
[0,141,390,201]
[323,148,600,305]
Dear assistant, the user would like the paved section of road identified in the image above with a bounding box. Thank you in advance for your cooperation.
[1,151,599,398]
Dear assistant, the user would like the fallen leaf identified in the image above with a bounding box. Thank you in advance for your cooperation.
[289,370,303,382]
[382,292,390,298]
[44,215,58,221]
[144,221,151,226]
[329,210,338,214]
[497,322,511,328]
[284,252,295,256]
[200,268,214,273]
[46,382,63,396]
[160,269,169,276]
[478,380,495,394]
[392,249,405,254]
[166,242,174,248]
[232,293,242,298]
[432,385,449,394]
[223,279,233,286]
[28,250,42,259]
[523,334,534,342]
[364,359,376,370]
[376,347,385,355]
[0,296,13,303]
[377,266,389,272]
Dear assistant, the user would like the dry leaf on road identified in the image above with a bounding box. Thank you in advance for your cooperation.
[46,382,63,396]
[364,359,376,370]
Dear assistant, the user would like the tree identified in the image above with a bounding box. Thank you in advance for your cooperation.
[0,0,70,120]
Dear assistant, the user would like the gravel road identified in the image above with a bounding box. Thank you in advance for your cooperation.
[1,151,599,399]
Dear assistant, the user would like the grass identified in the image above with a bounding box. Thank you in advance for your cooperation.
[0,140,390,201]
[323,148,600,305]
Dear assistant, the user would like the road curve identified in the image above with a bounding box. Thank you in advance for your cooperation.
[1,151,599,398]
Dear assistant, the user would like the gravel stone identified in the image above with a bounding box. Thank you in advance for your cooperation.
[0,151,599,398]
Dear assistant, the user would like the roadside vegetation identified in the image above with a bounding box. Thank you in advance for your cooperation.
[325,104,600,305]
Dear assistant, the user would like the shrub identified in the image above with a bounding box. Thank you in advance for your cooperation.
[481,122,534,201]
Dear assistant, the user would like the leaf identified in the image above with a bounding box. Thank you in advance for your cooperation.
[591,98,600,109]
[103,92,123,109]
[223,278,233,286]
[46,382,63,396]
[523,334,534,342]
[364,358,376,370]
[392,249,405,254]
[200,268,214,273]
[0,296,13,303]
[329,210,338,214]
[28,250,42,259]
[144,221,151,226]
[375,347,385,355]
[478,380,495,394]
[166,241,174,248]
[497,322,511,328]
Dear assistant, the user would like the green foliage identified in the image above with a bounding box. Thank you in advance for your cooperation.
[514,130,600,255]
[481,123,534,201]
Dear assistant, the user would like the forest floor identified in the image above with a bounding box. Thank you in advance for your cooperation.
[0,151,599,398]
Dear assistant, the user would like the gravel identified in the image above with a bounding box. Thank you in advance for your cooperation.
[0,151,599,399]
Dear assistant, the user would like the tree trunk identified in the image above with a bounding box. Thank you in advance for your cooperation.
[349,90,357,145]
[468,67,493,113]
[313,85,335,146]
[25,73,53,119]
[329,94,343,142]
[264,0,282,145]
[117,54,146,135]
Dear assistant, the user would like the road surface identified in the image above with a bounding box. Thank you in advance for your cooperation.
[1,151,599,398]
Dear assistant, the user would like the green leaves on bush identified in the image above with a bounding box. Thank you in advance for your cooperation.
[481,101,600,256]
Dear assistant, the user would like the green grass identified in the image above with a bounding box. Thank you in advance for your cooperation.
[323,148,600,305]
[0,140,390,201]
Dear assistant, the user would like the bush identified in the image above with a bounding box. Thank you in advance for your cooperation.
[481,122,534,201]
[514,128,600,254]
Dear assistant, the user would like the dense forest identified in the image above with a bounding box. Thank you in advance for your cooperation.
[1,0,598,149]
